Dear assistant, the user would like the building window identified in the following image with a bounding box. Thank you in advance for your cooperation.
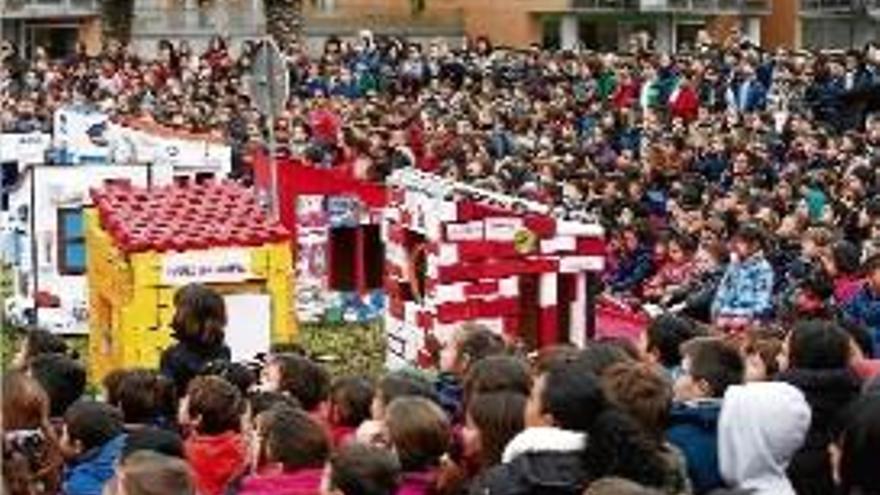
[58,207,86,275]
[311,0,335,12]
[362,224,384,290]
[328,226,357,291]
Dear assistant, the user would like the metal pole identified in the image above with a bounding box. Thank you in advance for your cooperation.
[586,272,598,340]
[267,113,279,221]
[265,38,280,221]
[30,166,39,327]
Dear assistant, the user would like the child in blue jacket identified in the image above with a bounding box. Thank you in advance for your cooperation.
[61,401,127,495]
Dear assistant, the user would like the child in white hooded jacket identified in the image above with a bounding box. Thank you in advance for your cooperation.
[715,381,811,495]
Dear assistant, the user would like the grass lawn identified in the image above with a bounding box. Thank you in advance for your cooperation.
[299,320,386,378]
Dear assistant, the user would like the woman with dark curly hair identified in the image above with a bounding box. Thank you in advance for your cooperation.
[160,284,230,396]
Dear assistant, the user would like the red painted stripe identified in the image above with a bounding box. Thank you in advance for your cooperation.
[576,237,606,256]
[457,241,519,261]
[523,215,556,238]
[437,259,559,283]
[416,311,433,330]
[503,316,520,338]
[463,280,500,296]
[477,297,519,319]
[538,306,559,348]
[457,200,515,221]
[436,296,521,324]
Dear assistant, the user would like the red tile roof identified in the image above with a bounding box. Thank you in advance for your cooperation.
[91,180,290,253]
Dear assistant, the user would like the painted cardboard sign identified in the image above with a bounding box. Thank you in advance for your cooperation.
[161,248,253,284]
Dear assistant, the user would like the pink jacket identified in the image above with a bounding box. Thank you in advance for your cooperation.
[397,470,437,495]
[835,275,863,305]
[644,260,696,296]
[236,467,324,495]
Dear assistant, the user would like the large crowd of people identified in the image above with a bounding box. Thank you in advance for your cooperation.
[2,28,880,495]
[3,285,880,495]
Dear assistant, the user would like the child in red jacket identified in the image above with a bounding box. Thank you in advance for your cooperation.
[180,376,247,495]
[669,74,700,122]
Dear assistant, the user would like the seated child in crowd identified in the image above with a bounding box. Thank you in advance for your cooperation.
[436,323,506,420]
[643,232,698,302]
[845,254,880,356]
[260,353,331,421]
[639,314,707,379]
[3,371,62,495]
[461,391,527,481]
[28,352,86,421]
[357,371,438,445]
[121,426,185,461]
[235,405,329,495]
[323,444,402,495]
[104,368,176,430]
[11,328,72,369]
[179,375,246,495]
[462,355,532,408]
[601,362,691,495]
[384,397,451,495]
[200,359,258,397]
[103,451,196,495]
[717,382,811,495]
[327,376,374,448]
[667,337,744,494]
[60,401,127,495]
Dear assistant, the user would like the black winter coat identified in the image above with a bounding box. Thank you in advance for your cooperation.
[775,368,862,495]
[160,339,231,396]
[469,451,590,495]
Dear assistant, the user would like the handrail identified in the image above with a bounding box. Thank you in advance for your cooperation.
[569,0,770,12]
[801,0,880,11]
[303,6,465,34]
[131,5,265,35]
[1,0,98,16]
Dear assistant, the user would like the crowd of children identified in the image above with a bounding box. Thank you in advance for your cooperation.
[3,22,880,495]
[3,32,880,337]
[3,282,880,495]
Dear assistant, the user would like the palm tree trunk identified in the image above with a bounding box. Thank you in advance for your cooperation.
[101,0,135,45]
[264,0,302,52]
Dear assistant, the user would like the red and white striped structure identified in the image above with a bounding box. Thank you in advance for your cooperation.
[383,169,606,369]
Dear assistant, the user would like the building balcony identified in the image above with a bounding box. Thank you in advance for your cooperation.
[1,0,98,19]
[303,5,465,38]
[801,0,880,15]
[131,0,265,38]
[568,0,770,14]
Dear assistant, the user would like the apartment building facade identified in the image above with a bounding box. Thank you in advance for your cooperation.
[306,0,878,52]
[3,0,876,59]
[1,0,101,57]
[798,0,880,48]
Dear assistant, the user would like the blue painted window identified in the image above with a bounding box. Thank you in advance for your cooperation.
[58,208,86,275]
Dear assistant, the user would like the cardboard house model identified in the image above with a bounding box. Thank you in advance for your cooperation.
[383,169,606,369]
[85,179,294,381]
[252,154,388,323]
